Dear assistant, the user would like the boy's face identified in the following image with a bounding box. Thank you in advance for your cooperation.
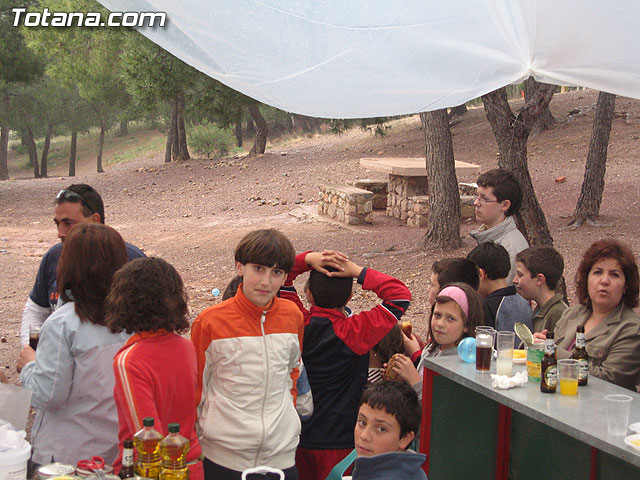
[354,403,414,457]
[427,272,440,306]
[474,185,509,229]
[235,262,287,307]
[513,262,539,301]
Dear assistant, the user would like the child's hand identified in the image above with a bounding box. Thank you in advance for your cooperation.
[403,332,421,357]
[305,250,349,276]
[385,354,422,386]
[532,329,547,341]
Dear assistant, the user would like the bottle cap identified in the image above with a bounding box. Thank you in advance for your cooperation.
[143,417,154,427]
[123,438,133,447]
[168,423,180,433]
[576,324,585,333]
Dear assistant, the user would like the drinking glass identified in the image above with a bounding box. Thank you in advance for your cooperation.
[496,331,515,376]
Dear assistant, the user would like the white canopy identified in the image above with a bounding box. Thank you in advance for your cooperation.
[99,0,640,118]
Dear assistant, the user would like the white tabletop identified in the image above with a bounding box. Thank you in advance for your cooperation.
[359,157,480,177]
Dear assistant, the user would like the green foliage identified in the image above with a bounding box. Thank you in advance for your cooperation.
[188,121,235,158]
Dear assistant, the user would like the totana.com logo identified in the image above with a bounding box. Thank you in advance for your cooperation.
[12,7,167,27]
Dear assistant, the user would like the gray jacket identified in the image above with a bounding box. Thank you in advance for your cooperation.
[470,215,529,284]
[20,301,130,465]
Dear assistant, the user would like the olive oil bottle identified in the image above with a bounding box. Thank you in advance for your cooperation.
[159,423,190,480]
[133,417,163,480]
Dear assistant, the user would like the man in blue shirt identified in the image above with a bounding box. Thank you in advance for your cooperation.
[20,184,144,345]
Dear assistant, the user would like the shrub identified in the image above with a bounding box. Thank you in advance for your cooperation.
[188,121,235,158]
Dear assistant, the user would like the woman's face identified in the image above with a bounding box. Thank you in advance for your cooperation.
[430,300,467,350]
[587,257,626,313]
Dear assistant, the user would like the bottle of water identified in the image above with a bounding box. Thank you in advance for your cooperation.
[133,417,164,480]
[159,423,190,480]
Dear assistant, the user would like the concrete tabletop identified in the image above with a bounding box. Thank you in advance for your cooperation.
[359,157,480,177]
[423,355,640,468]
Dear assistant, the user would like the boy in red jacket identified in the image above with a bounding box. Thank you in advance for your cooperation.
[280,251,411,480]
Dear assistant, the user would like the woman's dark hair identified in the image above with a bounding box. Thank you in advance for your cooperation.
[426,282,484,351]
[57,223,127,325]
[106,257,190,334]
[575,239,639,308]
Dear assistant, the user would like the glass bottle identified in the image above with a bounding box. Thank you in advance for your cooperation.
[540,331,557,394]
[571,324,589,386]
[119,438,135,479]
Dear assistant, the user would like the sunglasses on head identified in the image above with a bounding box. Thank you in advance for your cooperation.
[56,189,96,215]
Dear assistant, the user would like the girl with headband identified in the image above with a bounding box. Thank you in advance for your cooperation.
[386,282,484,398]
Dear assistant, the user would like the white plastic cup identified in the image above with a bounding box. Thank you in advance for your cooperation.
[496,331,515,376]
[0,442,31,480]
[605,394,632,436]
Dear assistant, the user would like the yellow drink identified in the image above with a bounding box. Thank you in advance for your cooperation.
[559,378,578,396]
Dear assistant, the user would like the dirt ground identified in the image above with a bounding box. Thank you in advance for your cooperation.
[2,89,640,387]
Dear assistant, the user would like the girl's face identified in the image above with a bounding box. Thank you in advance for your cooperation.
[430,300,467,350]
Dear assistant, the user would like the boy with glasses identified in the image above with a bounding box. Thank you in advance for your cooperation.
[20,184,144,346]
[470,169,528,284]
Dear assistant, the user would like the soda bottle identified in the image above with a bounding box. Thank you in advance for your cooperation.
[159,423,190,480]
[133,417,163,480]
[119,438,135,479]
[571,324,589,386]
[540,331,557,394]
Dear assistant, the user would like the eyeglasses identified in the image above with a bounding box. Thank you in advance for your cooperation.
[56,189,96,215]
[474,195,500,205]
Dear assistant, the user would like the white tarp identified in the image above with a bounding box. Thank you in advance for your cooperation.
[99,0,640,118]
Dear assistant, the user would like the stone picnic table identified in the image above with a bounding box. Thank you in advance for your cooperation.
[359,157,480,220]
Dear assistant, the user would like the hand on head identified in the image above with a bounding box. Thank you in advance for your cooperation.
[306,250,363,278]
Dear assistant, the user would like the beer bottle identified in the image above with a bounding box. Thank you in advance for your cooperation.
[159,423,190,480]
[119,438,135,479]
[133,417,164,480]
[571,324,589,386]
[540,331,557,394]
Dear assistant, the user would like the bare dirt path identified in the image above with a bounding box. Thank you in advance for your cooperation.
[2,89,640,384]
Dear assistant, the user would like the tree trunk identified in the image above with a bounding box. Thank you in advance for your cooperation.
[68,129,77,176]
[524,77,555,133]
[24,126,40,178]
[97,118,105,173]
[171,97,179,162]
[449,103,467,120]
[39,121,53,178]
[248,104,268,155]
[235,115,243,147]
[118,120,128,136]
[166,99,177,163]
[0,125,9,181]
[420,109,462,249]
[246,117,255,134]
[570,92,616,227]
[177,91,190,161]
[481,84,557,246]
[0,93,9,180]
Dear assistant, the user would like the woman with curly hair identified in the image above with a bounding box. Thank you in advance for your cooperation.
[536,238,640,390]
[106,257,203,480]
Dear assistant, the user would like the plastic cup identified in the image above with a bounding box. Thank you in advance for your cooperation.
[605,394,633,436]
[496,331,515,376]
[526,339,545,383]
[475,327,495,374]
[557,359,579,396]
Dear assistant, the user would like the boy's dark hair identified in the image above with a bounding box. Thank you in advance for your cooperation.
[57,224,127,325]
[222,275,243,301]
[308,266,353,309]
[516,246,564,290]
[360,381,421,440]
[432,257,480,290]
[467,242,510,280]
[55,184,106,223]
[106,257,190,335]
[372,324,404,364]
[476,169,522,216]
[234,229,295,272]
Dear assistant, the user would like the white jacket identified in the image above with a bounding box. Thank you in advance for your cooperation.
[20,301,130,465]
